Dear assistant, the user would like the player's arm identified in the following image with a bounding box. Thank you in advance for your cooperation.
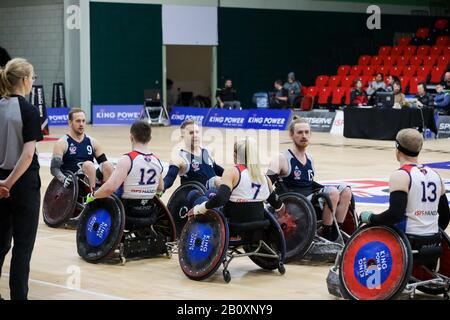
[266,177,284,211]
[438,178,450,230]
[91,155,131,199]
[50,138,69,183]
[163,155,186,190]
[369,170,409,225]
[266,153,288,183]
[91,137,109,165]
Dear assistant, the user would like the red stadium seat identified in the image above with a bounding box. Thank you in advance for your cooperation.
[396,56,410,66]
[409,55,423,67]
[359,76,370,87]
[408,77,421,95]
[390,66,404,77]
[437,55,450,67]
[305,86,318,97]
[397,36,411,46]
[399,76,411,93]
[337,65,351,76]
[378,46,391,56]
[300,95,314,111]
[391,46,404,56]
[341,75,356,87]
[315,75,329,88]
[443,46,450,56]
[358,55,372,66]
[383,56,397,66]
[434,19,448,31]
[331,87,347,105]
[403,45,417,56]
[417,45,431,56]
[430,66,445,83]
[344,87,353,105]
[328,75,341,88]
[349,65,363,76]
[416,66,432,81]
[402,65,417,77]
[376,65,390,76]
[430,46,443,56]
[436,36,450,47]
[422,55,438,66]
[371,55,384,66]
[301,86,308,97]
[362,66,376,76]
[416,27,430,39]
[317,87,333,105]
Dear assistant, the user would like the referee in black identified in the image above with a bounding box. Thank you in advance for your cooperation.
[0,58,43,300]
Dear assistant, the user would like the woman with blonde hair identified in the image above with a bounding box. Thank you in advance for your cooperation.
[0,58,42,300]
[191,137,284,223]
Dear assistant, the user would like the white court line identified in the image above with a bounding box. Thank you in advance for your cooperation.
[1,273,127,300]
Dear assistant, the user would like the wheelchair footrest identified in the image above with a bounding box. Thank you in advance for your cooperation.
[326,267,342,298]
[123,233,168,259]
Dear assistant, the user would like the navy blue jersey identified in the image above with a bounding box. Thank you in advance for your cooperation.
[179,148,216,186]
[61,134,95,173]
[280,149,315,190]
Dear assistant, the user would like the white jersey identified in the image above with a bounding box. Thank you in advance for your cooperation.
[399,164,442,236]
[121,151,163,200]
[229,165,271,203]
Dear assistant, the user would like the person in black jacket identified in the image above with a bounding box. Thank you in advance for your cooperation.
[0,58,43,300]
[0,46,11,67]
[415,83,432,107]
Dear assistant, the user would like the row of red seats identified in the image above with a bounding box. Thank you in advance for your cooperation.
[377,37,449,56]
[303,75,428,107]
[357,53,450,67]
[395,19,448,45]
[319,65,446,87]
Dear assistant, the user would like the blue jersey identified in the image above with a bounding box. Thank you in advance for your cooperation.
[179,148,216,186]
[61,134,95,173]
[280,149,315,190]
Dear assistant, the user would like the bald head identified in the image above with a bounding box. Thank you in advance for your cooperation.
[396,129,423,157]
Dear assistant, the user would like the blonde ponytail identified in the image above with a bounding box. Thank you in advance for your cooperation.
[0,58,34,98]
[235,137,264,184]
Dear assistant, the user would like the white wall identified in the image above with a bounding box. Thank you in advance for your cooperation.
[0,0,65,105]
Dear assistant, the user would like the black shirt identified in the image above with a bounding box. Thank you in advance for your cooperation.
[217,87,238,102]
[0,94,43,171]
[415,93,432,106]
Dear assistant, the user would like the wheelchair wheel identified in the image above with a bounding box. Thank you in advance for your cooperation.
[414,230,450,295]
[178,209,229,281]
[167,181,207,237]
[43,172,78,228]
[244,210,287,270]
[152,197,177,244]
[339,225,412,300]
[76,195,126,263]
[341,195,359,237]
[275,192,316,262]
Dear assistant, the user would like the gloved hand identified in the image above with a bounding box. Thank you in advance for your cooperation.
[193,202,208,216]
[85,192,96,204]
[274,203,286,215]
[359,211,374,224]
[63,175,73,189]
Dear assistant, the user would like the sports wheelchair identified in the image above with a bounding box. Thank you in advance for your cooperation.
[43,171,91,228]
[177,191,286,283]
[76,194,176,265]
[167,181,207,237]
[326,225,450,300]
[273,182,359,262]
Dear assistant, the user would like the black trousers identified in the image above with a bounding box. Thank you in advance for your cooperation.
[0,169,41,300]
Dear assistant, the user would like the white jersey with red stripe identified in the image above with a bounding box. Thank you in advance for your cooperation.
[229,164,271,203]
[398,163,442,235]
[121,151,163,200]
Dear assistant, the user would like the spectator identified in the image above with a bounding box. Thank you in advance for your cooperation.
[434,83,450,114]
[385,75,399,92]
[270,80,289,109]
[415,82,432,107]
[350,79,368,106]
[0,46,11,67]
[442,72,450,90]
[393,81,408,108]
[283,72,301,107]
[366,73,386,96]
[216,79,241,110]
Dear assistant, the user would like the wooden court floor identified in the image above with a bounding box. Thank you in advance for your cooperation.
[1,125,449,300]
